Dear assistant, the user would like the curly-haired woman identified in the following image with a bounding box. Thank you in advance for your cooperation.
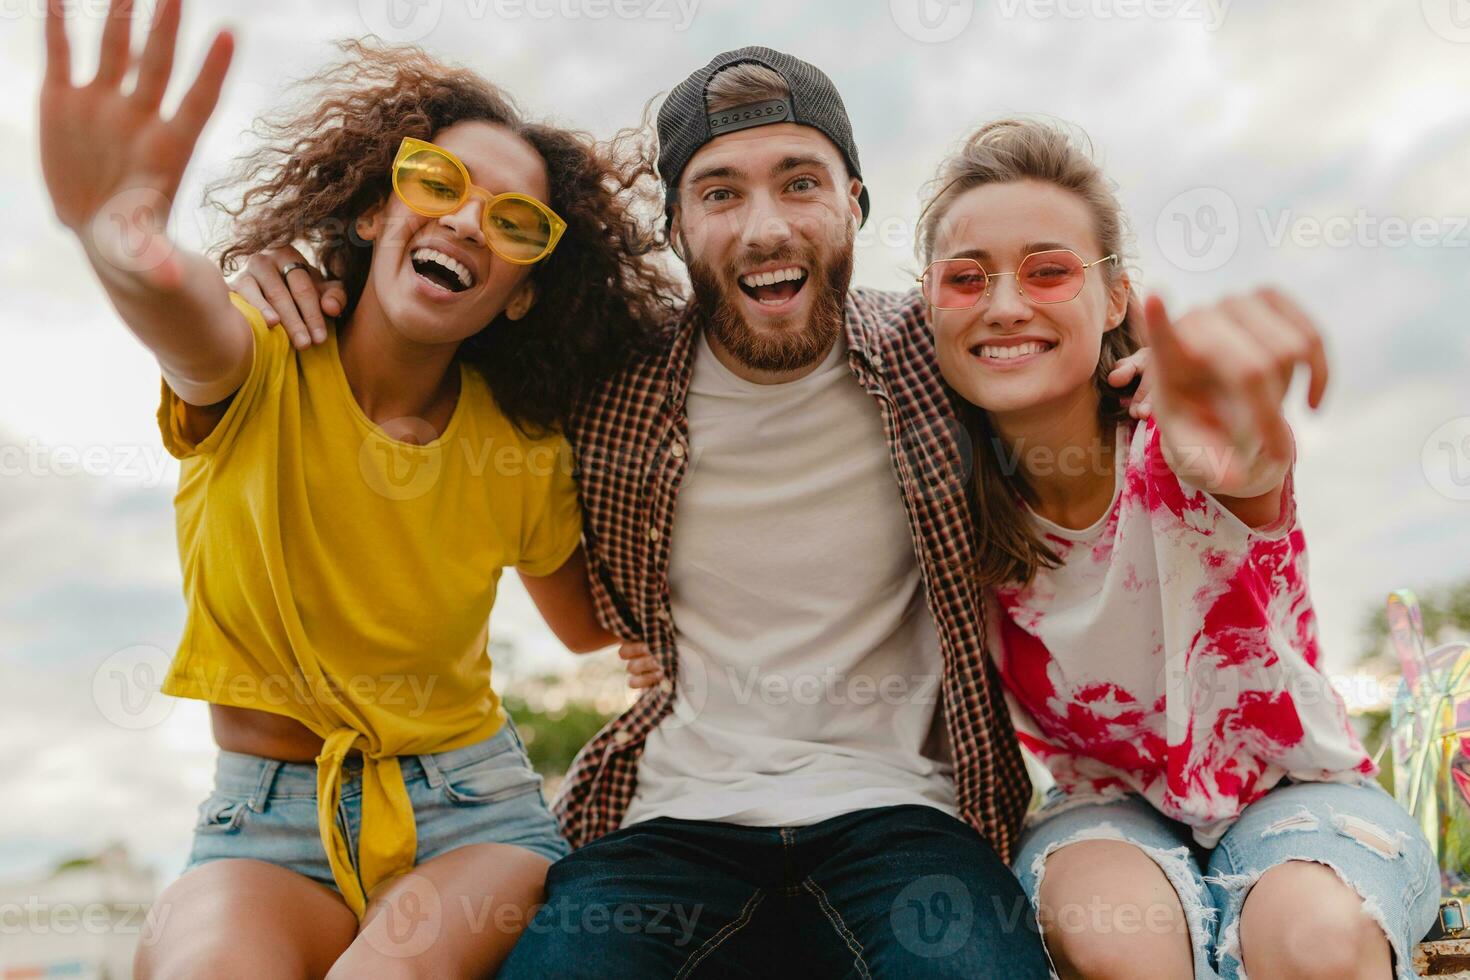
[38,1,678,975]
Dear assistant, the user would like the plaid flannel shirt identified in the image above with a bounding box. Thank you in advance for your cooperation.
[553,285,1033,862]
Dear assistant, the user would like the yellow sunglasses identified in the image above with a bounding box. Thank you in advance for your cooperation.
[391,137,567,266]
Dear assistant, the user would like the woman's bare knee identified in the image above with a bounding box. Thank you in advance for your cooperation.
[134,859,357,980]
[1238,860,1391,980]
[1036,839,1195,980]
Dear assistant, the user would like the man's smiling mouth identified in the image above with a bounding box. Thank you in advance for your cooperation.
[738,265,808,306]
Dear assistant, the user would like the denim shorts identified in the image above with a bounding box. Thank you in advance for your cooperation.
[181,715,571,893]
[1013,779,1441,980]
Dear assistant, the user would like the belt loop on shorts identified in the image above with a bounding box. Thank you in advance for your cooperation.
[503,714,526,753]
[248,758,282,813]
[417,750,445,790]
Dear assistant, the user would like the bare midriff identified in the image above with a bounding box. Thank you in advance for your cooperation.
[209,703,364,762]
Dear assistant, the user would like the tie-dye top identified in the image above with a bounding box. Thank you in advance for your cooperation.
[988,418,1374,846]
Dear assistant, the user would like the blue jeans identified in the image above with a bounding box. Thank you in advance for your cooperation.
[499,803,1050,978]
[1013,779,1441,980]
[181,716,569,891]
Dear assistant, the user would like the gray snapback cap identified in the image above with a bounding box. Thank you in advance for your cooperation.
[656,46,870,226]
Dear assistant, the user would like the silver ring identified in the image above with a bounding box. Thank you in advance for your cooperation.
[280,262,310,278]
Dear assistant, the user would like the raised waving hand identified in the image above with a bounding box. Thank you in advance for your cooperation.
[40,0,249,406]
[41,0,232,284]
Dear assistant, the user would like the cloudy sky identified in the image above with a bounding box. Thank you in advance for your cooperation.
[2,0,1468,887]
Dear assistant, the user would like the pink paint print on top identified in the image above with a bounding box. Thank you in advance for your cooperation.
[989,418,1373,846]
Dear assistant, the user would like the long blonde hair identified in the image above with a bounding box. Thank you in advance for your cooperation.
[916,118,1142,587]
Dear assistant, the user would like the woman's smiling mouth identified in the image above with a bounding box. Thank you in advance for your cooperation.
[411,246,476,294]
[969,338,1056,367]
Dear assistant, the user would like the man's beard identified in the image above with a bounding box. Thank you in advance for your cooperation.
[687,235,854,375]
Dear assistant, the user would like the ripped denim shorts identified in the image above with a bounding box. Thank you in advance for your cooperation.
[1013,779,1441,980]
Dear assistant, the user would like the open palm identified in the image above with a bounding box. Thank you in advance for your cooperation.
[39,0,232,285]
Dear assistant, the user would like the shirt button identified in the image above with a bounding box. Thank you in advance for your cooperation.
[648,526,661,542]
[670,443,685,459]
[613,729,632,746]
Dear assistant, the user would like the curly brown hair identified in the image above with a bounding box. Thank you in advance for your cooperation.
[208,40,683,436]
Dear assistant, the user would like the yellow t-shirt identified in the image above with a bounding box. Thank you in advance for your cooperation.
[157,293,582,917]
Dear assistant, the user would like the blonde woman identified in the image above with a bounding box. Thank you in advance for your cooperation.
[915,118,1437,980]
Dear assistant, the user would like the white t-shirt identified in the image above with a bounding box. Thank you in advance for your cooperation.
[619,331,957,828]
[989,418,1373,846]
